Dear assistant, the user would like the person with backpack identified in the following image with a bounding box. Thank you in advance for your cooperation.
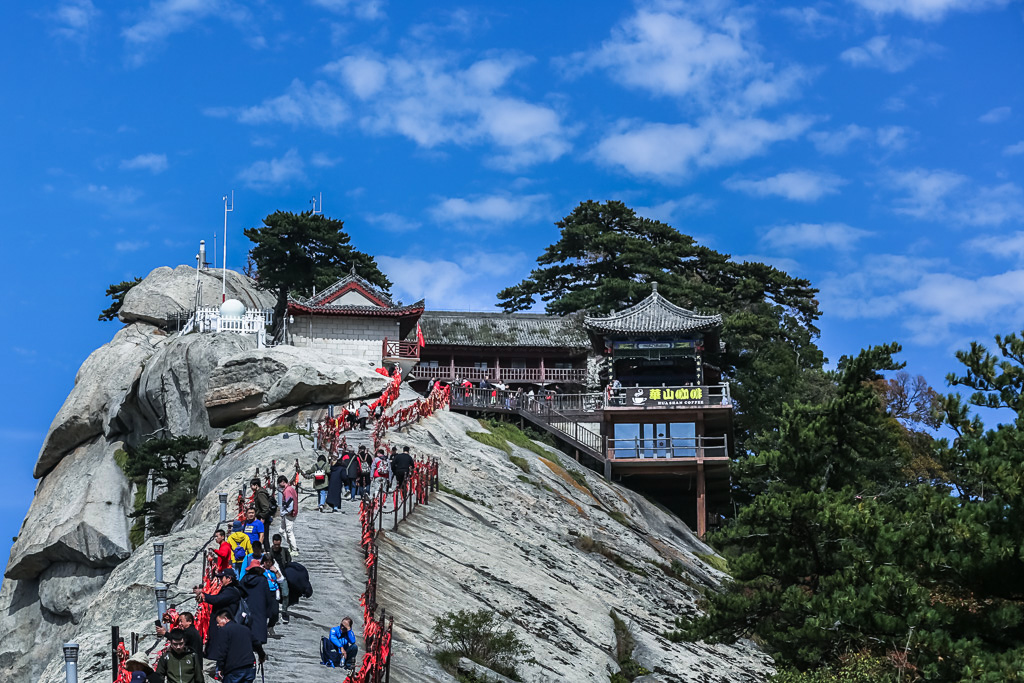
[249,479,275,531]
[309,454,329,512]
[260,553,289,625]
[153,629,204,683]
[325,455,345,512]
[321,617,358,670]
[355,446,372,499]
[276,476,300,553]
[226,521,253,558]
[239,560,277,663]
[343,448,361,500]
[370,449,390,497]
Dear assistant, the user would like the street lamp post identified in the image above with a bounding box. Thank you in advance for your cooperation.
[152,542,164,583]
[62,642,79,683]
[154,584,168,623]
[218,493,228,524]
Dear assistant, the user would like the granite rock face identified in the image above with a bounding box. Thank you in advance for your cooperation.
[137,331,256,440]
[205,345,391,426]
[119,265,276,328]
[8,438,132,581]
[34,323,164,478]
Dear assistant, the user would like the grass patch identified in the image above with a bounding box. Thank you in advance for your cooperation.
[539,458,599,503]
[696,552,730,574]
[224,420,306,448]
[440,482,479,504]
[478,419,552,458]
[509,455,530,473]
[610,610,650,682]
[568,469,592,492]
[608,509,630,527]
[467,430,511,454]
[575,536,645,575]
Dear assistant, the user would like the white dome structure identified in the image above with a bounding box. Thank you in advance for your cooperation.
[219,299,246,319]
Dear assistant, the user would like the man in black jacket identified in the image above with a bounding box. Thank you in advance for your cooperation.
[208,611,255,683]
[392,446,414,489]
[193,568,243,659]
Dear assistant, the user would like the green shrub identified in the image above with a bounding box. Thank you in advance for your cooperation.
[696,552,729,574]
[121,435,209,543]
[224,420,306,448]
[432,609,527,681]
[609,610,650,681]
[608,510,630,527]
[771,654,897,683]
[479,418,558,458]
[440,482,479,504]
[509,455,530,473]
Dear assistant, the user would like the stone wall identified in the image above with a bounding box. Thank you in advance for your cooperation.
[289,316,398,363]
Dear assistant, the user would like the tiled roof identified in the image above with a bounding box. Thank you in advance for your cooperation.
[301,271,393,308]
[583,285,721,335]
[288,299,424,317]
[418,311,590,348]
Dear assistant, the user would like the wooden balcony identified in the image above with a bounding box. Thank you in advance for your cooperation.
[410,365,586,384]
[382,338,420,359]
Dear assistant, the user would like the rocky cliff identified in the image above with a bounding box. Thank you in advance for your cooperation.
[0,265,772,683]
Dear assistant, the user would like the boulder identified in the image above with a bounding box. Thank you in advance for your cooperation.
[204,346,392,427]
[37,562,111,621]
[119,265,277,328]
[34,323,163,478]
[136,331,256,440]
[8,438,132,581]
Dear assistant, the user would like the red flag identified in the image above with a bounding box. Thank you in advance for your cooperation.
[416,322,425,347]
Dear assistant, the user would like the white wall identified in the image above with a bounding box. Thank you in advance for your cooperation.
[290,315,400,363]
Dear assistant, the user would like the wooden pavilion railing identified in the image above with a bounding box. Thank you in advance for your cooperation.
[410,365,586,383]
[382,338,420,359]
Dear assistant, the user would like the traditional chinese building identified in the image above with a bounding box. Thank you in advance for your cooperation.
[284,269,424,366]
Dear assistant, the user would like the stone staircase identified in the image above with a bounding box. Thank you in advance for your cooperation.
[259,430,376,682]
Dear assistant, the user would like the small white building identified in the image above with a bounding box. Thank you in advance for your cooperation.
[286,271,424,366]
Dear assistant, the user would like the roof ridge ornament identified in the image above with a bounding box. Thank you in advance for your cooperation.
[651,282,658,293]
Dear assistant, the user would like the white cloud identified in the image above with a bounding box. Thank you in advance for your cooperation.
[377,251,526,311]
[761,222,871,250]
[230,79,349,131]
[567,5,810,114]
[309,0,385,20]
[968,231,1024,261]
[115,240,149,252]
[51,0,99,43]
[1005,141,1024,156]
[847,0,1011,21]
[122,0,259,65]
[979,106,1011,123]
[876,125,911,150]
[323,54,572,170]
[840,35,937,72]
[119,153,168,174]
[364,212,422,233]
[73,183,142,205]
[310,153,341,168]
[594,115,814,181]
[778,7,839,36]
[428,193,548,228]
[810,123,911,154]
[634,196,715,225]
[237,149,305,190]
[725,170,845,201]
[885,168,1024,226]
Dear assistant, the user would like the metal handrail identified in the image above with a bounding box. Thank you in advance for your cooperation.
[410,365,587,383]
[607,435,729,459]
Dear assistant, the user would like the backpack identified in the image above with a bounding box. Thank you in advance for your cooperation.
[374,459,390,479]
[313,466,326,484]
[234,593,253,628]
[360,458,371,475]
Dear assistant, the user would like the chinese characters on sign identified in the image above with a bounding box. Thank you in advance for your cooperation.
[626,386,710,406]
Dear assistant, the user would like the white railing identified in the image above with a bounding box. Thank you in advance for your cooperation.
[178,306,272,347]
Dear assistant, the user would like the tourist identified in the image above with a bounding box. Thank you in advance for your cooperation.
[329,617,359,670]
[124,652,156,681]
[427,377,437,393]
[177,612,203,668]
[392,446,414,490]
[370,448,390,496]
[153,629,205,683]
[344,447,361,500]
[356,403,370,430]
[226,521,253,558]
[242,507,264,547]
[356,446,372,499]
[208,610,256,683]
[239,559,277,664]
[269,534,292,570]
[310,454,329,511]
[325,455,345,512]
[260,553,290,625]
[237,540,264,580]
[193,568,242,620]
[209,530,232,573]
[276,476,300,553]
[249,479,275,531]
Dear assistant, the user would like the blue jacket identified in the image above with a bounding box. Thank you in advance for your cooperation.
[329,625,356,649]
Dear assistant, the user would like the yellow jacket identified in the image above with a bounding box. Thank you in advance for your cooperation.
[227,531,253,555]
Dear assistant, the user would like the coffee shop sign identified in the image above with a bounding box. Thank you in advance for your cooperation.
[629,387,707,406]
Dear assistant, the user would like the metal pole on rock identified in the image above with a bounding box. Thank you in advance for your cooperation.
[219,493,228,524]
[63,642,79,683]
[153,542,164,583]
[155,584,168,623]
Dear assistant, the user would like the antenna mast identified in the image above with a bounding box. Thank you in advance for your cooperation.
[222,191,234,303]
[311,192,323,215]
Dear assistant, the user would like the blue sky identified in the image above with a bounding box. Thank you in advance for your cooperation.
[1,0,1022,567]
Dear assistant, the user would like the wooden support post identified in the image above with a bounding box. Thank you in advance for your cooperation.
[495,356,500,381]
[111,626,119,681]
[696,462,706,539]
[539,357,545,382]
[450,355,455,381]
[603,458,612,481]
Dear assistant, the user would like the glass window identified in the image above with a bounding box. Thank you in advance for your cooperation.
[510,358,527,369]
[473,362,488,370]
[670,423,696,458]
[613,423,639,459]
